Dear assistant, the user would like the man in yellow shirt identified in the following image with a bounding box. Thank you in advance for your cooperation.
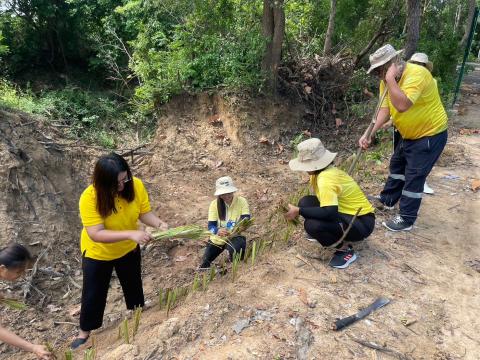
[359,44,448,231]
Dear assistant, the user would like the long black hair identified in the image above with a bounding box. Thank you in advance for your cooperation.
[217,198,226,221]
[0,243,32,269]
[93,153,134,218]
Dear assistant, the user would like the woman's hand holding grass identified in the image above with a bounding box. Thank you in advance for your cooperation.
[284,204,300,221]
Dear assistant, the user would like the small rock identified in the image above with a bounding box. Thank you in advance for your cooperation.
[232,319,250,334]
[157,317,180,341]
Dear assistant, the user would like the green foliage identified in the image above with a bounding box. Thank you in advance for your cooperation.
[129,0,264,110]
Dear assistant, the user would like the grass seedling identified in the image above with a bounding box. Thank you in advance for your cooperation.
[251,241,257,266]
[166,289,173,316]
[231,250,242,282]
[64,349,73,360]
[44,342,57,359]
[171,288,177,308]
[158,288,164,310]
[83,347,96,360]
[192,273,199,292]
[0,298,28,310]
[202,272,208,291]
[132,306,142,339]
[209,266,216,282]
[121,318,130,344]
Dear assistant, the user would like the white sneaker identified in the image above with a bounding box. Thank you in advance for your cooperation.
[423,182,434,194]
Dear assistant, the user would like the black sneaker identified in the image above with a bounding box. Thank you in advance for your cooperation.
[367,195,394,211]
[382,215,413,231]
[328,246,357,269]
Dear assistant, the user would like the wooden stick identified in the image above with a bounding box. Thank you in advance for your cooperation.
[328,207,362,249]
[348,87,389,175]
[348,334,412,360]
[295,254,319,271]
[23,245,50,299]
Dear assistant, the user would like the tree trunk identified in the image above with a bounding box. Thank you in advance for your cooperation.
[262,0,285,94]
[460,0,476,49]
[404,0,422,59]
[323,0,337,55]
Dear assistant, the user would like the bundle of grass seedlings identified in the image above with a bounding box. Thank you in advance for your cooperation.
[151,219,255,243]
[151,225,210,241]
[229,217,255,237]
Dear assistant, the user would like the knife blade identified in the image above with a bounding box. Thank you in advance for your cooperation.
[332,297,390,331]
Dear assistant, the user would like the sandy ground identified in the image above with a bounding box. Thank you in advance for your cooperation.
[0,79,479,359]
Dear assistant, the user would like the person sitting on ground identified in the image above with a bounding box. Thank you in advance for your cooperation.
[0,244,53,359]
[285,138,375,269]
[71,153,168,349]
[198,176,250,270]
[359,44,447,231]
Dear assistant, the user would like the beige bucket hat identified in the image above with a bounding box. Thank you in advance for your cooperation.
[214,176,238,196]
[289,138,337,172]
[409,52,433,72]
[367,44,404,74]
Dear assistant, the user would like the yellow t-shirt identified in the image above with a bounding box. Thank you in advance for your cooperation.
[208,195,250,245]
[79,177,151,261]
[310,167,374,216]
[380,63,447,139]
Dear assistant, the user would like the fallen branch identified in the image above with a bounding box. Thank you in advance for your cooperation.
[329,207,362,249]
[348,334,412,360]
[295,254,318,271]
[23,245,50,299]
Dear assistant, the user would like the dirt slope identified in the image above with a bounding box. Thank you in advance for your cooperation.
[1,87,479,360]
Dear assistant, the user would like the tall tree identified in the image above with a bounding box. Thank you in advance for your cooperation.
[404,0,422,59]
[460,0,477,49]
[262,0,285,94]
[323,0,337,55]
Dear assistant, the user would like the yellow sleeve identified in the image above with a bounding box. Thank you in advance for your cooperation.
[379,81,388,108]
[316,178,340,207]
[401,67,429,104]
[135,178,151,214]
[239,197,250,216]
[79,187,104,227]
[208,200,218,222]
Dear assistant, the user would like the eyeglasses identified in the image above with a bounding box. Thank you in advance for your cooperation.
[118,176,132,185]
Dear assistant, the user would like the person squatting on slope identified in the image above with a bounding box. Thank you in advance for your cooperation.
[198,176,250,270]
[71,153,168,349]
[285,138,375,269]
[359,44,448,231]
[0,244,53,359]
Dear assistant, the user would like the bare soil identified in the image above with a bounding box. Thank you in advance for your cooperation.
[0,84,479,360]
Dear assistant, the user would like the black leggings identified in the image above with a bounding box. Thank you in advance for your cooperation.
[80,246,144,331]
[299,195,375,247]
[200,236,246,268]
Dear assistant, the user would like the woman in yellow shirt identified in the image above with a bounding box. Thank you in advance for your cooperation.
[198,176,250,270]
[0,244,53,359]
[285,138,375,269]
[71,153,167,349]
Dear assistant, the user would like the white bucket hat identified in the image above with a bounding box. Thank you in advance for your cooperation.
[367,44,404,74]
[409,52,433,72]
[289,138,337,172]
[214,176,238,196]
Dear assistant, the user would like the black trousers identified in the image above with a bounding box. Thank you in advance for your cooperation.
[380,130,447,224]
[80,246,144,331]
[299,196,375,247]
[200,236,246,268]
